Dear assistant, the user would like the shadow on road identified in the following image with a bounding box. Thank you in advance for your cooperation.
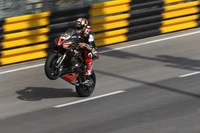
[16,87,77,101]
[95,69,200,99]
[156,55,200,71]
[100,46,200,71]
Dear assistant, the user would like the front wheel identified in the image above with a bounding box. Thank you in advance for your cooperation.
[76,71,96,97]
[44,52,63,80]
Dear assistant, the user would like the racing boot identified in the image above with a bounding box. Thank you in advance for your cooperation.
[85,62,92,76]
[81,62,93,86]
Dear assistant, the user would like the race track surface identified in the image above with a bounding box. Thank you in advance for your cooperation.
[1,28,200,133]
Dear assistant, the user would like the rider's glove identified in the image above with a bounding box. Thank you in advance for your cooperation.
[79,43,86,48]
[91,48,99,59]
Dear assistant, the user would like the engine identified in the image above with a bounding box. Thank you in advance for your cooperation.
[70,56,83,73]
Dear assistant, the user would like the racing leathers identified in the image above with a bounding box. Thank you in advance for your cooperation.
[77,26,98,76]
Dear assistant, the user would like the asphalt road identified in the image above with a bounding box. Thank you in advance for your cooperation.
[1,28,200,133]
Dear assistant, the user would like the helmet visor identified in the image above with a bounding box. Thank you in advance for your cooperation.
[75,26,82,31]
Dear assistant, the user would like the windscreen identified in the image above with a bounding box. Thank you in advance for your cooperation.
[63,28,77,38]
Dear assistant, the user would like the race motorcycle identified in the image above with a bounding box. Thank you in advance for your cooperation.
[44,28,99,97]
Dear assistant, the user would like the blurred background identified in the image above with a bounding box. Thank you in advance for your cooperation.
[0,0,108,19]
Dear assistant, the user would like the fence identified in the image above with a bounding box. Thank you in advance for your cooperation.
[0,0,200,66]
[0,0,109,19]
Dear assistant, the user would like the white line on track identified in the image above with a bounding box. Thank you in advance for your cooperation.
[54,90,125,108]
[1,29,200,75]
[99,30,200,53]
[0,64,44,75]
[179,71,200,78]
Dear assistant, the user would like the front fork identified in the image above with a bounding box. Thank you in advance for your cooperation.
[56,52,66,68]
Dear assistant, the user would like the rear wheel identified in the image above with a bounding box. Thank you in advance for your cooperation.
[44,52,63,80]
[76,71,96,97]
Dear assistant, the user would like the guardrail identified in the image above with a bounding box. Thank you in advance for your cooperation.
[0,0,199,66]
[0,12,50,65]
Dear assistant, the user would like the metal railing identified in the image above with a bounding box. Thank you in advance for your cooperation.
[0,0,110,19]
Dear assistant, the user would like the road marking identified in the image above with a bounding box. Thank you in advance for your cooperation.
[179,71,200,78]
[99,30,200,53]
[2,29,200,75]
[54,90,125,108]
[0,64,44,75]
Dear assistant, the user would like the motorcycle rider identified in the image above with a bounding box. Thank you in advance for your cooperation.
[74,18,99,76]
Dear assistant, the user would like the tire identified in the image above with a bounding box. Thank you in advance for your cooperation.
[76,71,96,97]
[44,52,63,80]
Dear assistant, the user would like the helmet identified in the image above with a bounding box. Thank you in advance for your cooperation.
[75,18,88,34]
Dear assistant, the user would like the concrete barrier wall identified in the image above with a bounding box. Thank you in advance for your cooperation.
[0,0,199,66]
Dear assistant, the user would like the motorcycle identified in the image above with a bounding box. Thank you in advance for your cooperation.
[44,28,99,97]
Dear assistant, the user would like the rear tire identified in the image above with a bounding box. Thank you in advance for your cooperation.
[44,52,63,80]
[76,71,96,97]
